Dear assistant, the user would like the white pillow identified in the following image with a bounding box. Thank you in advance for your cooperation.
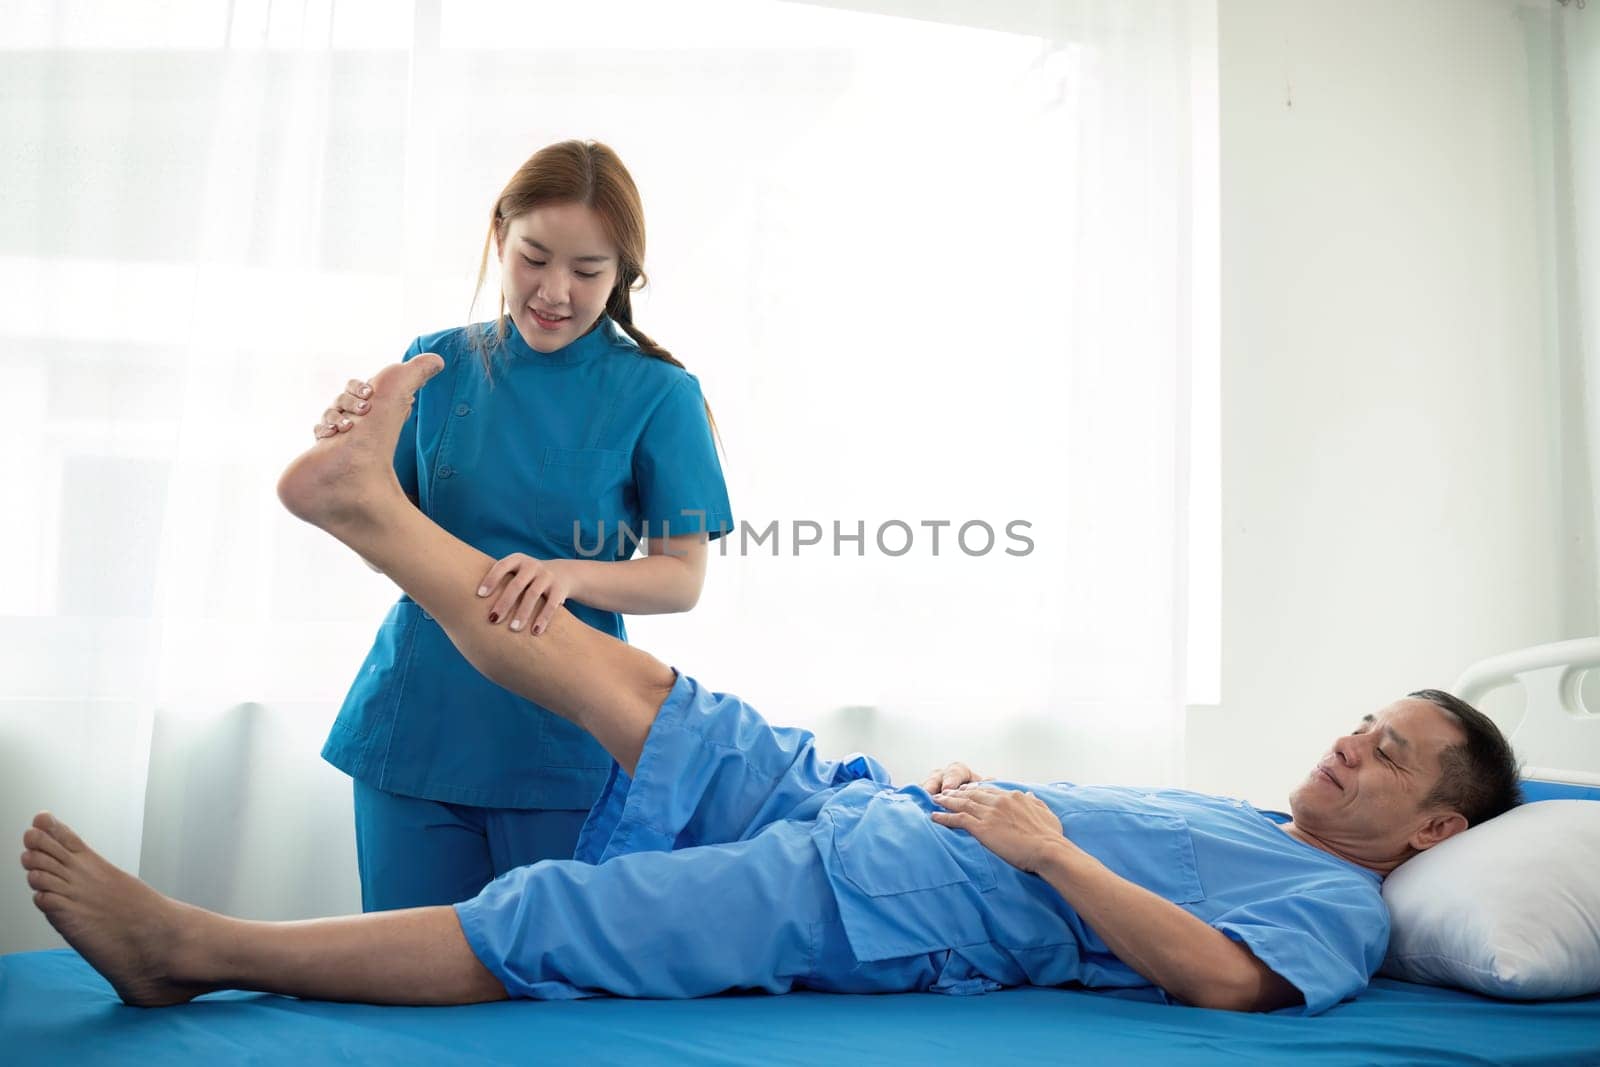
[1379,799,1600,999]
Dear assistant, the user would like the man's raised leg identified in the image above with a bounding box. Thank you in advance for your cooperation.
[276,355,671,775]
[20,355,844,1010]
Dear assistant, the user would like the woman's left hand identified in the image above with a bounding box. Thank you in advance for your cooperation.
[476,554,577,636]
[930,785,1064,874]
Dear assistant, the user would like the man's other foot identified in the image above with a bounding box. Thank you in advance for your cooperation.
[21,812,211,1007]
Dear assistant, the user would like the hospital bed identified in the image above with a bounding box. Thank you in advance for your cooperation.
[3,639,1598,1066]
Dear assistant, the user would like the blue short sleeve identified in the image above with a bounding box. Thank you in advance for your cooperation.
[1211,875,1388,1015]
[634,375,733,540]
[392,337,424,501]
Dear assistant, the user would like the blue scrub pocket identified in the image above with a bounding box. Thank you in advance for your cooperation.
[819,790,999,961]
[1059,809,1205,905]
[833,791,998,896]
[534,447,631,554]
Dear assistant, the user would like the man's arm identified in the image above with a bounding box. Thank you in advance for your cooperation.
[930,786,1301,1013]
[1035,839,1301,1012]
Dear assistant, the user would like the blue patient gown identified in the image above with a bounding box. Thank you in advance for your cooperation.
[454,674,1387,1015]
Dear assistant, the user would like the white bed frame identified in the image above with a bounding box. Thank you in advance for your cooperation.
[1453,637,1600,788]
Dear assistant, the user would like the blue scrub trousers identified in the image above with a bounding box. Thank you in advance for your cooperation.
[454,672,956,1000]
[353,781,590,912]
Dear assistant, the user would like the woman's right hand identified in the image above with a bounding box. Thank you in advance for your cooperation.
[313,378,375,438]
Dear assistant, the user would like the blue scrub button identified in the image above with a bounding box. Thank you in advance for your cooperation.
[438,464,455,478]
[455,403,471,416]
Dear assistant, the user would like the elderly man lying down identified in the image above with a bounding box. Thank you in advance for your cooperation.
[19,356,1521,1016]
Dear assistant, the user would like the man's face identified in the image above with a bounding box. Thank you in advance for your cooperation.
[1288,697,1468,865]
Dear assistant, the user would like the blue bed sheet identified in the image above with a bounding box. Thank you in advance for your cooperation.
[3,949,1597,1066]
[1519,779,1600,802]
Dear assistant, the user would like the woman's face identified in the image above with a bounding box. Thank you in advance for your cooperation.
[498,203,621,351]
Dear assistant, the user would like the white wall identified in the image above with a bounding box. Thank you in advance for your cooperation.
[1190,0,1597,806]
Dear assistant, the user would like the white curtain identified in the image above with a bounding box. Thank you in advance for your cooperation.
[1557,3,1600,627]
[0,0,1215,951]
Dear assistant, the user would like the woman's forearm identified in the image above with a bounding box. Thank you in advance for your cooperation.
[563,553,703,615]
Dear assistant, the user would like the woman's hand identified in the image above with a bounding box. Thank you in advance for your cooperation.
[919,761,992,795]
[476,554,578,636]
[930,785,1064,875]
[313,378,374,438]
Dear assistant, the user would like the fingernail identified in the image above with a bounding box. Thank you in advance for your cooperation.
[361,386,371,397]
[488,612,499,623]
[477,586,489,596]
[357,401,368,411]
[340,418,351,428]
[533,624,544,635]
[510,620,523,631]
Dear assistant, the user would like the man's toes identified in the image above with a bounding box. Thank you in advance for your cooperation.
[402,353,445,391]
[26,868,69,895]
[33,812,86,853]
[22,827,71,865]
[34,890,65,914]
[21,848,67,878]
[373,353,445,400]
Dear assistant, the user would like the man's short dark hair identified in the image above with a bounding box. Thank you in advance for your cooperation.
[1408,688,1522,827]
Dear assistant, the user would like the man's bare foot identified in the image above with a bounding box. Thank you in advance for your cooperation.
[276,354,445,534]
[21,812,214,1007]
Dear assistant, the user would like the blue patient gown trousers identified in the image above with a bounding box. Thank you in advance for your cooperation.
[455,672,1389,1015]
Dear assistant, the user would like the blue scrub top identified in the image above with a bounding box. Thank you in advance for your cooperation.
[323,316,734,809]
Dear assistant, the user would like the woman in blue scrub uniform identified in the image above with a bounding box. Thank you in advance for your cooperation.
[310,140,733,912]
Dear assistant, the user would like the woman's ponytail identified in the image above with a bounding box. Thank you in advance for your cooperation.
[607,270,721,450]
